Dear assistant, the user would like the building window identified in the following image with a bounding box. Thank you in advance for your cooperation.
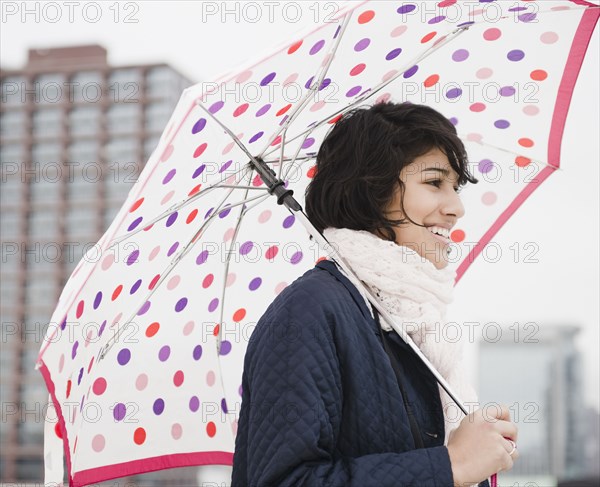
[0,211,21,239]
[0,175,23,207]
[66,206,97,239]
[70,71,103,103]
[146,66,178,98]
[30,177,61,206]
[145,101,172,132]
[33,108,63,138]
[0,110,26,139]
[108,69,141,104]
[107,103,140,134]
[143,135,161,161]
[25,274,56,308]
[34,73,66,105]
[0,143,23,163]
[69,106,101,137]
[67,139,100,162]
[1,75,26,105]
[29,210,59,241]
[104,136,138,161]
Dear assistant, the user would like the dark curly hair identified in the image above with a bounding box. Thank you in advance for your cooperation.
[304,102,477,242]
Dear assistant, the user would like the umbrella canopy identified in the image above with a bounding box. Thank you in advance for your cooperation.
[38,1,599,485]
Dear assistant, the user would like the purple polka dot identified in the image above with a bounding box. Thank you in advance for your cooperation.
[219,160,233,173]
[192,118,206,134]
[60,316,67,331]
[130,279,142,295]
[479,0,496,2]
[260,72,276,86]
[500,86,516,97]
[507,50,525,62]
[209,101,224,114]
[166,212,178,227]
[249,277,262,291]
[219,340,232,355]
[93,292,102,310]
[117,348,131,365]
[113,403,126,421]
[175,297,188,312]
[189,396,200,412]
[290,251,303,265]
[333,25,341,39]
[196,250,209,265]
[302,138,315,149]
[167,241,179,257]
[449,117,458,126]
[99,320,106,337]
[479,159,494,173]
[221,398,228,414]
[310,40,325,55]
[193,345,203,360]
[508,6,527,11]
[283,215,295,229]
[429,15,446,24]
[219,207,231,219]
[458,21,475,28]
[305,76,315,89]
[71,341,79,359]
[137,301,151,316]
[77,367,84,385]
[153,398,165,415]
[386,48,402,60]
[354,38,370,52]
[159,345,171,362]
[126,250,139,266]
[80,396,84,412]
[249,131,263,143]
[256,104,271,117]
[163,169,176,184]
[238,384,243,396]
[193,164,206,178]
[403,65,419,78]
[346,86,362,97]
[452,49,469,62]
[205,207,213,219]
[446,88,463,99]
[494,119,510,129]
[397,4,417,14]
[128,217,143,231]
[240,241,254,256]
[208,298,219,312]
[518,12,537,22]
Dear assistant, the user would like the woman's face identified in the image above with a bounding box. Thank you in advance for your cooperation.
[382,147,465,270]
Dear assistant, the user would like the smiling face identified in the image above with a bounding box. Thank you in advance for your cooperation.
[380,147,465,269]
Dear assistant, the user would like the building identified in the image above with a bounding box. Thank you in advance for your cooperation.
[477,324,592,482]
[0,45,195,484]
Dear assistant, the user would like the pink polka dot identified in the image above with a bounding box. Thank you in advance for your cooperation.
[183,321,195,336]
[258,210,272,223]
[483,28,501,41]
[149,245,161,261]
[231,420,238,436]
[223,227,235,242]
[167,275,181,290]
[112,312,122,326]
[171,423,183,440]
[540,32,559,44]
[382,70,398,82]
[376,93,391,104]
[161,190,175,205]
[275,282,288,295]
[222,141,235,155]
[58,354,65,373]
[476,68,493,79]
[160,144,174,162]
[136,373,148,391]
[391,25,407,37]
[482,191,497,206]
[92,434,105,452]
[206,370,216,386]
[310,100,326,112]
[236,70,252,83]
[226,273,236,287]
[92,377,107,395]
[101,254,115,271]
[467,133,483,143]
[283,73,299,86]
[523,105,539,116]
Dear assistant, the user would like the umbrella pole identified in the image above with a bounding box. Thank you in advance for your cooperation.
[249,157,468,417]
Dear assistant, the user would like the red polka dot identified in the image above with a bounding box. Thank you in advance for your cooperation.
[233,308,246,322]
[287,40,302,54]
[148,274,160,290]
[206,422,217,438]
[133,427,146,445]
[328,114,343,124]
[66,380,72,398]
[203,273,214,288]
[146,322,160,338]
[515,156,532,167]
[213,324,220,337]
[87,357,94,373]
[188,184,202,196]
[421,31,437,43]
[76,300,84,319]
[233,103,249,117]
[350,63,366,76]
[423,74,439,87]
[276,104,292,116]
[193,143,208,158]
[358,10,375,24]
[307,166,317,178]
[129,197,144,212]
[518,138,534,148]
[186,209,198,224]
[530,69,547,81]
[252,174,264,186]
[451,229,465,243]
[470,102,486,112]
[438,0,457,6]
[270,135,282,147]
[265,245,279,260]
[92,377,107,395]
[173,370,184,387]
[54,423,63,439]
[111,285,123,301]
[483,28,501,41]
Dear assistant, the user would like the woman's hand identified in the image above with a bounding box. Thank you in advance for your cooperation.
[447,404,519,487]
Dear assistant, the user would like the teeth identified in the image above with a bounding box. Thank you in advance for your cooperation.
[427,226,450,239]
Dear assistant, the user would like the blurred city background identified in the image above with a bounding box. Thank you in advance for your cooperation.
[1,2,599,486]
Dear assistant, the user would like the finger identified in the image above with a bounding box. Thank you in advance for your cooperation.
[496,404,511,422]
[483,403,511,422]
[493,420,518,441]
[503,438,517,456]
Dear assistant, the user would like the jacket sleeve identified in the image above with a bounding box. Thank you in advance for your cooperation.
[232,298,455,487]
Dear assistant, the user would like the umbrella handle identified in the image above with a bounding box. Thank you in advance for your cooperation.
[490,473,497,487]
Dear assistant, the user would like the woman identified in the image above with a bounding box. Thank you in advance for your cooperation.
[232,102,518,486]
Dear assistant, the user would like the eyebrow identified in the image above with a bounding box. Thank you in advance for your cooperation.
[421,167,450,177]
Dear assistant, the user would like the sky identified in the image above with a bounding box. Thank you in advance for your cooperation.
[1,1,599,409]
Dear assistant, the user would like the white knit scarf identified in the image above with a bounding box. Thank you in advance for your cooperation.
[323,227,478,445]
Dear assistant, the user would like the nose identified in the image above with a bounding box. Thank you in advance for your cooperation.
[442,187,465,220]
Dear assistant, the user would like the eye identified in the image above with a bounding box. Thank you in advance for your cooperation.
[426,179,442,188]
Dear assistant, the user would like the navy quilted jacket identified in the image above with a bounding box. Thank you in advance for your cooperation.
[232,259,484,486]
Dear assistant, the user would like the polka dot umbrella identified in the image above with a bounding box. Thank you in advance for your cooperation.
[37,1,598,485]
